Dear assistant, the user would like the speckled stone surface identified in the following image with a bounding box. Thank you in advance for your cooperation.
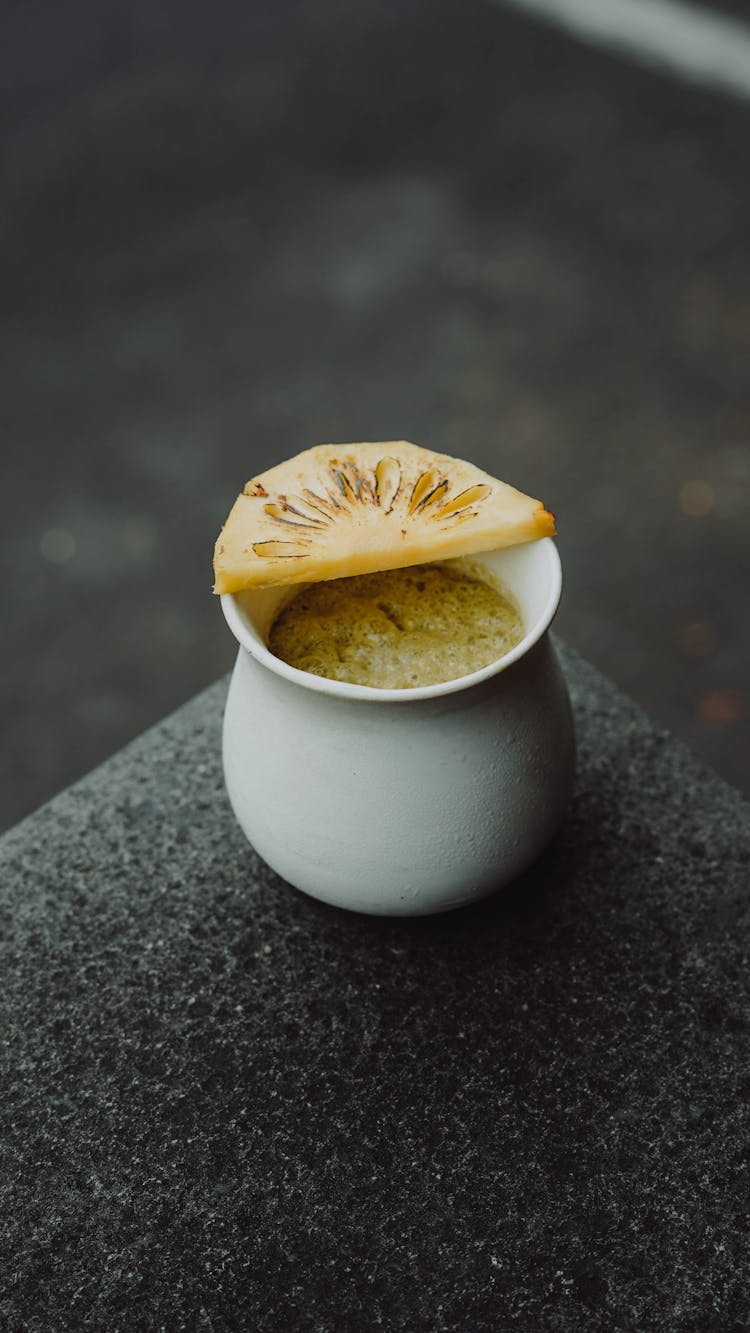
[1,643,749,1331]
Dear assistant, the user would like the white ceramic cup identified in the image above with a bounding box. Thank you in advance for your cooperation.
[221,538,574,916]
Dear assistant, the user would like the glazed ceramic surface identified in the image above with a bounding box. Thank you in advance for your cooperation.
[221,538,575,916]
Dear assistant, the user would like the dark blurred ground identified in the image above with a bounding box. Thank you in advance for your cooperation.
[1,0,749,830]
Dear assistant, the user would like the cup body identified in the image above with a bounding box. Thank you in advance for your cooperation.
[221,539,574,916]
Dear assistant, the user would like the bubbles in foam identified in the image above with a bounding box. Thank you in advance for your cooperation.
[268,560,524,689]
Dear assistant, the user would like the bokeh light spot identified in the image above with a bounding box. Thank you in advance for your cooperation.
[679,480,715,517]
[697,687,747,725]
[675,620,717,657]
[40,527,76,564]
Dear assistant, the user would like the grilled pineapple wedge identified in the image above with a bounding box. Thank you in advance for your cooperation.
[213,440,554,593]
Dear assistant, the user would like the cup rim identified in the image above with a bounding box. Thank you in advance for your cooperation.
[221,537,562,704]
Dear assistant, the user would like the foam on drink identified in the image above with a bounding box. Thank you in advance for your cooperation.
[268,559,524,689]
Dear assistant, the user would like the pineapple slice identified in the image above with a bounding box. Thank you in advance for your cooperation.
[213,440,554,593]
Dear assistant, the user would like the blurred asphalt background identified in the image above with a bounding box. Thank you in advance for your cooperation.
[1,0,749,830]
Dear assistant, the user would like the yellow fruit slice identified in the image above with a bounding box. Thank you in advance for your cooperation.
[213,440,555,593]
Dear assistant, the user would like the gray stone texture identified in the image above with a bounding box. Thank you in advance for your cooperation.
[2,0,750,832]
[1,643,749,1330]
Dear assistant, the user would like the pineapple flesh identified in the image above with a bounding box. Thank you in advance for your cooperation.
[213,440,555,593]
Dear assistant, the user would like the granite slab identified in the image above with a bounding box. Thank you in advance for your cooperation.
[1,642,749,1331]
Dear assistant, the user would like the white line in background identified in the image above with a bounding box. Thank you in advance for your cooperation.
[498,0,750,100]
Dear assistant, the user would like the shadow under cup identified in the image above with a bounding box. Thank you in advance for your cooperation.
[221,538,575,916]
